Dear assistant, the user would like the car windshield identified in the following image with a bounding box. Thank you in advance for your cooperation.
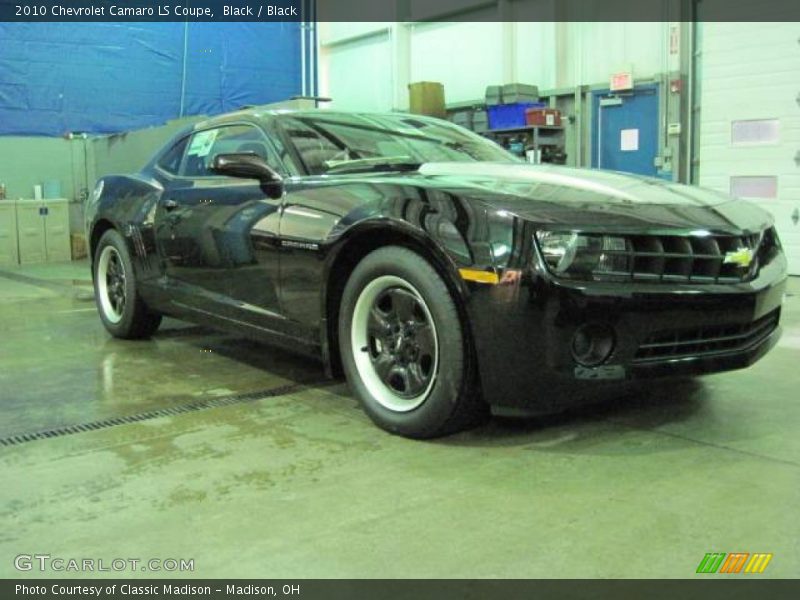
[276,112,517,175]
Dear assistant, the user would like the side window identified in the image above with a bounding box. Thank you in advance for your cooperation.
[268,125,302,176]
[157,136,189,174]
[182,125,278,177]
[281,119,345,175]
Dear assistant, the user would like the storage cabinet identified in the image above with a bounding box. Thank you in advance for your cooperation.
[43,199,71,262]
[7,198,72,265]
[16,199,47,264]
[0,202,19,266]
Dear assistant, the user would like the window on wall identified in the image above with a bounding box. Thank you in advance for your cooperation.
[731,119,780,146]
[730,176,778,199]
[182,125,276,177]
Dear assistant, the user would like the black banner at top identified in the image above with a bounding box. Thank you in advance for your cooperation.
[4,579,800,600]
[0,1,304,21]
[1,0,800,22]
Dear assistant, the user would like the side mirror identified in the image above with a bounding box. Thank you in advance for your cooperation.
[211,153,283,198]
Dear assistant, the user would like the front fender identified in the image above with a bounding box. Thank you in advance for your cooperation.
[322,216,473,305]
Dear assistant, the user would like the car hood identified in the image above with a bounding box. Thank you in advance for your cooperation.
[412,162,772,234]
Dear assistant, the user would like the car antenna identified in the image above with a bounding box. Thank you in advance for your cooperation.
[290,95,333,108]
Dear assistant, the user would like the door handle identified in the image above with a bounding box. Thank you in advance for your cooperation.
[163,198,179,211]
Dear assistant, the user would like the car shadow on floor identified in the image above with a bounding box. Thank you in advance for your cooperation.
[145,324,711,450]
[444,377,710,450]
[150,322,328,385]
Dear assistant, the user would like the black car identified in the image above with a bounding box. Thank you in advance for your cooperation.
[86,109,787,438]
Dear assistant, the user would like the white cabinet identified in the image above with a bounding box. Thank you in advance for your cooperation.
[44,199,71,262]
[14,198,72,265]
[0,202,19,266]
[15,199,46,264]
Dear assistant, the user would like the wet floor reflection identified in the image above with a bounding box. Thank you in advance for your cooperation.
[0,277,323,438]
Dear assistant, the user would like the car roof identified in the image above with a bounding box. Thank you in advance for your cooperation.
[192,108,443,131]
[147,108,450,172]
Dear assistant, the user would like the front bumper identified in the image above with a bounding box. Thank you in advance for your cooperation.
[465,254,787,415]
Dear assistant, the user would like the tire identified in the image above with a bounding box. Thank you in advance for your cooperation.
[339,246,487,438]
[93,229,161,339]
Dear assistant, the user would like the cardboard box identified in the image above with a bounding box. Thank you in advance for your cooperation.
[408,82,446,119]
[71,233,87,260]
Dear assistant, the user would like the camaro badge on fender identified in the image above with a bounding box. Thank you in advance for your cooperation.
[723,247,754,268]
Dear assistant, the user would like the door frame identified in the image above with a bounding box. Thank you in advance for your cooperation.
[591,83,660,174]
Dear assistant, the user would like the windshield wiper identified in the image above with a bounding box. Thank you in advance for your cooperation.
[325,156,421,174]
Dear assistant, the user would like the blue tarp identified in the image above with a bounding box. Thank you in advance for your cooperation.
[0,22,303,136]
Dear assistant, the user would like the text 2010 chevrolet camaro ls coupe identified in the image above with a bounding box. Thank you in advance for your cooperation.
[87,109,787,438]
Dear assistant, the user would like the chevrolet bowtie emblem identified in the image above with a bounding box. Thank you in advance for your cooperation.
[723,247,754,268]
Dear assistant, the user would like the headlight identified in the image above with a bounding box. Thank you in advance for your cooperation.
[535,231,631,279]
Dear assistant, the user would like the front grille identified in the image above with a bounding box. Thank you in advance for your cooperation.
[593,228,778,284]
[633,309,780,363]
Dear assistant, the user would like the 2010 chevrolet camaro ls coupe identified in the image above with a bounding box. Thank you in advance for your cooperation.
[86,109,787,438]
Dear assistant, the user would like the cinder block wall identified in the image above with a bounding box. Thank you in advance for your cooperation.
[0,116,202,235]
[91,116,202,182]
[0,136,82,201]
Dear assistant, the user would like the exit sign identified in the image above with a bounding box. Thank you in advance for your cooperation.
[610,72,633,92]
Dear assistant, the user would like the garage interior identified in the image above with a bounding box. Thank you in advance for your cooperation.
[2,2,799,580]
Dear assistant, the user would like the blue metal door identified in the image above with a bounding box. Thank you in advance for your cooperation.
[592,84,659,176]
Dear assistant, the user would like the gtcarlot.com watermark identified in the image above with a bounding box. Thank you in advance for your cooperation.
[14,553,194,573]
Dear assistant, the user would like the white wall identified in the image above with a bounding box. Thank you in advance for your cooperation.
[557,22,667,89]
[319,12,672,111]
[319,23,388,110]
[697,20,800,274]
[409,21,506,103]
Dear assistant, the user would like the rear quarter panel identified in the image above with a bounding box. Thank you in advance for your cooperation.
[86,173,165,288]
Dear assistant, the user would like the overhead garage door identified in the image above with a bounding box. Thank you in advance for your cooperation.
[698,21,800,274]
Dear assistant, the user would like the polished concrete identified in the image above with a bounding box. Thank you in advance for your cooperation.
[0,261,798,578]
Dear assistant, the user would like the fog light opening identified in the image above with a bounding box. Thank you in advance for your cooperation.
[571,323,615,367]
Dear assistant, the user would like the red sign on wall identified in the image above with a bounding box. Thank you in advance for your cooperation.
[610,72,633,92]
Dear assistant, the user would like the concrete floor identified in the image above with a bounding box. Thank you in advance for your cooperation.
[0,260,798,578]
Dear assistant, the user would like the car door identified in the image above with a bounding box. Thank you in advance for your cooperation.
[154,123,285,326]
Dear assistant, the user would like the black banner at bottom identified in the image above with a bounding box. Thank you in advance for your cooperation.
[4,580,800,600]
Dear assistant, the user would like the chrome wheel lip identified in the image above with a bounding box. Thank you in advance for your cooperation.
[97,246,126,324]
[351,275,439,413]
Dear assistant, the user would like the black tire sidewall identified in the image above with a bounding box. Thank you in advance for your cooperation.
[93,229,140,337]
[339,247,466,438]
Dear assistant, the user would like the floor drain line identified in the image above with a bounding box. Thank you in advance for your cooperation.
[0,381,320,448]
[0,269,93,299]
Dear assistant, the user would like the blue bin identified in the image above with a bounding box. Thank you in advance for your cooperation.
[487,102,546,130]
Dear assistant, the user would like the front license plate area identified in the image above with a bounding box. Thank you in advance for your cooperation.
[574,365,626,380]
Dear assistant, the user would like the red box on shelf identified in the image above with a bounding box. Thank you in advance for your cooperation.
[525,108,562,127]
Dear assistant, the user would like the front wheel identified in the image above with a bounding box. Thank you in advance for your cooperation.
[339,246,487,438]
[93,229,161,339]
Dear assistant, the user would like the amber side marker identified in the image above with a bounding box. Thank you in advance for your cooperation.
[459,269,500,285]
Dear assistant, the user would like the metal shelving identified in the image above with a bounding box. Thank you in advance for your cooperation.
[481,125,566,163]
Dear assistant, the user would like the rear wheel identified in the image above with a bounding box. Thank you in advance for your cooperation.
[94,229,161,339]
[339,246,487,438]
